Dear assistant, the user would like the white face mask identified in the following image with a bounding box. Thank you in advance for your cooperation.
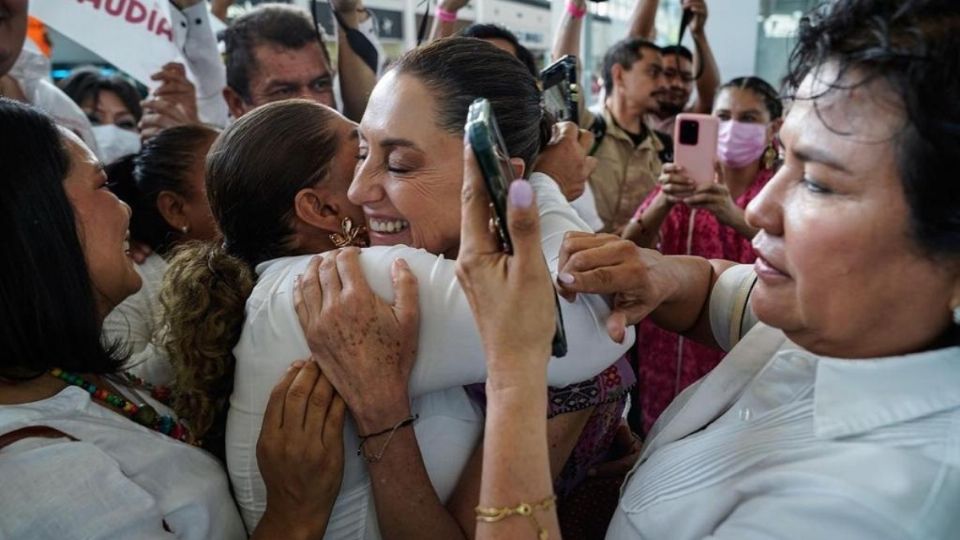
[92,124,141,164]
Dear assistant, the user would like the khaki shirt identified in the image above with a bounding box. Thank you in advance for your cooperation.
[581,105,664,233]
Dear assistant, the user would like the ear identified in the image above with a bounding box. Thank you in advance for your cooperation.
[611,64,625,91]
[223,86,249,119]
[293,186,342,234]
[156,190,188,232]
[509,157,526,180]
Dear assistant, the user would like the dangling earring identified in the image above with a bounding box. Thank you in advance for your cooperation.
[180,225,190,235]
[762,145,778,170]
[329,217,368,248]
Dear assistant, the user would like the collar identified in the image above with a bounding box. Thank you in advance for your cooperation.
[813,346,960,439]
[602,106,663,152]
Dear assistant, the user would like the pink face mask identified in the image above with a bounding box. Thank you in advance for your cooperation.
[716,120,768,168]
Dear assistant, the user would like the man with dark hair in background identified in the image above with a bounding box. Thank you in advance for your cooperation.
[222,1,377,121]
[554,1,669,233]
[631,0,720,135]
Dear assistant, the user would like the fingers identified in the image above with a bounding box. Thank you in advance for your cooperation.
[553,121,579,144]
[323,394,347,446]
[303,370,335,437]
[505,180,543,273]
[390,258,420,333]
[318,251,343,300]
[459,139,499,257]
[294,256,323,330]
[606,310,628,344]
[264,360,307,432]
[335,247,373,299]
[577,127,595,153]
[285,361,322,430]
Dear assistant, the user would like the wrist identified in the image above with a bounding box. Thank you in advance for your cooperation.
[566,1,587,19]
[354,401,412,434]
[259,506,328,540]
[435,5,458,23]
[334,9,360,28]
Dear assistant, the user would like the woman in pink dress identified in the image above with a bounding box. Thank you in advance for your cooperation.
[623,77,783,434]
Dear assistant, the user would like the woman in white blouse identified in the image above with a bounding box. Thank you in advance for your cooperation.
[470,1,960,538]
[0,100,345,539]
[159,40,631,537]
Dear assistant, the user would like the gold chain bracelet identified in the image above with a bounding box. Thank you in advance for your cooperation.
[475,494,557,540]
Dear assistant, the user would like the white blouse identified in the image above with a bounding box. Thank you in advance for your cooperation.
[607,266,960,539]
[102,253,174,387]
[0,386,245,540]
[227,173,635,537]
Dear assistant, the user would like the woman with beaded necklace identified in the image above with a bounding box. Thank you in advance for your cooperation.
[0,99,345,540]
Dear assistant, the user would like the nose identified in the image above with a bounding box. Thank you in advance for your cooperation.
[348,158,386,208]
[744,167,787,236]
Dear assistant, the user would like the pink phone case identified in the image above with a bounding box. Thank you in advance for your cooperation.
[673,113,719,188]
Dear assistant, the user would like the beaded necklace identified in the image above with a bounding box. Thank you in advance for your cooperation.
[50,368,192,444]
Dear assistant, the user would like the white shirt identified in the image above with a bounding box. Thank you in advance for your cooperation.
[0,386,245,540]
[570,183,604,232]
[607,267,960,539]
[102,253,173,386]
[227,173,635,537]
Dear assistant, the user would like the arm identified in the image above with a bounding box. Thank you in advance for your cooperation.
[686,0,720,114]
[623,164,696,248]
[628,0,659,40]
[332,0,378,122]
[684,182,760,240]
[456,136,561,540]
[211,0,233,23]
[557,231,739,347]
[428,0,469,43]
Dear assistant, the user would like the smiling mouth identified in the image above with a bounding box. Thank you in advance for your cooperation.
[368,217,410,234]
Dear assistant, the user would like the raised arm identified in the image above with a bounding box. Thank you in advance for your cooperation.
[552,0,585,61]
[428,0,470,43]
[686,0,720,113]
[628,0,660,40]
[331,0,378,122]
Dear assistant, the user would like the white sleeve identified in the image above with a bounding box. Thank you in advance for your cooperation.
[0,442,175,539]
[172,3,229,128]
[356,173,634,397]
[570,183,605,232]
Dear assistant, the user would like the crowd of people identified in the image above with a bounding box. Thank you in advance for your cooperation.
[0,0,958,539]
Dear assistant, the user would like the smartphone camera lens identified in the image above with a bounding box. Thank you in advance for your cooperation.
[678,119,699,146]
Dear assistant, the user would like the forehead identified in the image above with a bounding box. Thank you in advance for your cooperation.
[361,71,436,135]
[632,48,663,68]
[662,53,692,71]
[250,42,330,84]
[715,87,767,112]
[60,130,100,179]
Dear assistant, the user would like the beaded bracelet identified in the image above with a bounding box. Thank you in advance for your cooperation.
[435,6,458,23]
[476,494,557,540]
[566,2,587,19]
[357,414,418,463]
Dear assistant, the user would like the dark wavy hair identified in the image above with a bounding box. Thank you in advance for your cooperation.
[785,0,959,260]
[719,76,783,120]
[0,98,124,380]
[58,67,144,123]
[461,24,538,78]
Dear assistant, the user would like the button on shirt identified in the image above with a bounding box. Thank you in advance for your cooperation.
[582,106,663,233]
[607,323,960,539]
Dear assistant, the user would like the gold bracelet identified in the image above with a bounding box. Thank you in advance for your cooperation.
[475,494,557,540]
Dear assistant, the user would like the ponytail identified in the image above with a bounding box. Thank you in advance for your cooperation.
[159,241,254,459]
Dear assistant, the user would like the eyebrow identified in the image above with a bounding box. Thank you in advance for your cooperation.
[379,137,421,151]
[792,144,852,174]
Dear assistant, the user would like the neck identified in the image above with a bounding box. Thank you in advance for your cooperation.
[606,92,646,134]
[0,75,27,102]
[721,160,763,199]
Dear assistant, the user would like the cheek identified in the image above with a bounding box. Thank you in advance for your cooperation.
[387,177,461,248]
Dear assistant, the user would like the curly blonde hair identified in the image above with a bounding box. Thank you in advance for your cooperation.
[159,241,253,457]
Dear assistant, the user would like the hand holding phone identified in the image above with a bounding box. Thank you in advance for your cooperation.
[541,55,579,123]
[673,113,719,188]
[465,99,568,357]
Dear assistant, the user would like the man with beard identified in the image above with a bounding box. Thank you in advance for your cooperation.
[554,0,669,233]
[631,0,720,135]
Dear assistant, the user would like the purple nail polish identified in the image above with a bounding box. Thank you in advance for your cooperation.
[558,272,575,284]
[509,180,534,209]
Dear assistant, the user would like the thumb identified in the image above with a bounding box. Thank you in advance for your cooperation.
[391,258,420,330]
[505,179,541,259]
[606,310,628,344]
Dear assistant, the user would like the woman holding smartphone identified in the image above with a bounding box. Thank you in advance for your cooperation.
[622,76,783,433]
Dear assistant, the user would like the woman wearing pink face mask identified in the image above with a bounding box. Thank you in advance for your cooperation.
[622,76,783,434]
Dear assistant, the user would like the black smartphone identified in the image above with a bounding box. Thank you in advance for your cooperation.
[465,98,569,358]
[540,55,579,123]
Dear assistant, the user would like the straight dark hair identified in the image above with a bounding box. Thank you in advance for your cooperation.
[0,98,124,380]
[602,37,661,95]
[58,67,144,122]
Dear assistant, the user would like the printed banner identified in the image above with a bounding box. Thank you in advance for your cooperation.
[30,0,185,86]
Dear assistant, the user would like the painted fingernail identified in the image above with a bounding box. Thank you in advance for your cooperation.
[509,180,534,209]
[558,272,575,285]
